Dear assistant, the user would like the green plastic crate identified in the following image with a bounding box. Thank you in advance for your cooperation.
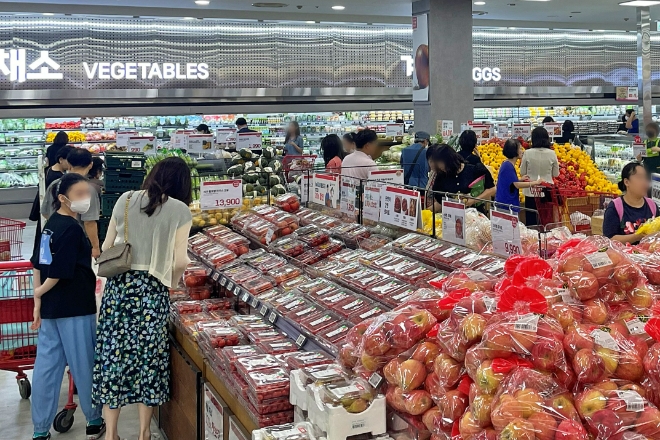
[104,170,145,194]
[101,193,120,216]
[98,217,111,242]
[105,151,146,170]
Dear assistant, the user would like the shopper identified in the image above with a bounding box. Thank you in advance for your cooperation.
[195,123,211,134]
[626,109,640,134]
[342,133,357,155]
[321,134,344,173]
[495,139,542,212]
[520,127,560,226]
[284,121,304,156]
[638,122,660,181]
[45,131,69,168]
[399,131,429,188]
[603,162,658,244]
[93,157,192,440]
[88,157,105,194]
[42,149,101,258]
[457,130,482,166]
[424,144,439,209]
[341,129,379,181]
[30,173,105,440]
[428,144,495,215]
[556,120,575,144]
[236,117,256,133]
[542,116,555,124]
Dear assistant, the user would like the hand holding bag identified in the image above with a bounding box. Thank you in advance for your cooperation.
[97,192,133,278]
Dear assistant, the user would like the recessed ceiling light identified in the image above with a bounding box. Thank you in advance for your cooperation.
[619,1,660,5]
[195,0,210,5]
[508,27,517,29]
[474,1,486,5]
[43,13,54,15]
[306,20,315,23]
[332,5,345,10]
[183,16,195,19]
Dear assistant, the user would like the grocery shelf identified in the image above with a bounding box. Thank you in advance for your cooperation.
[0,168,39,172]
[0,155,40,159]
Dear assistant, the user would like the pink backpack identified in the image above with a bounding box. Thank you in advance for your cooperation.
[613,197,657,221]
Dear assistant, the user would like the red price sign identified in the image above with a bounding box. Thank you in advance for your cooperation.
[491,210,522,257]
[200,180,243,210]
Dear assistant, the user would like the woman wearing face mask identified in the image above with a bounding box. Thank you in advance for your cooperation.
[29,173,105,440]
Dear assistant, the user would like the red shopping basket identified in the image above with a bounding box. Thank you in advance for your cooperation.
[0,217,27,261]
[0,260,36,399]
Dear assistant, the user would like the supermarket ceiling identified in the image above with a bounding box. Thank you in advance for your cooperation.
[0,0,656,29]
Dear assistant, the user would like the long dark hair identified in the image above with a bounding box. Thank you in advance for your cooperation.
[141,157,192,216]
[429,144,464,176]
[51,173,88,211]
[321,134,344,166]
[285,121,301,145]
[531,127,551,149]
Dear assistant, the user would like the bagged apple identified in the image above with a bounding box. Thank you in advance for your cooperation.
[382,343,438,393]
[396,288,451,322]
[438,269,498,294]
[317,378,375,414]
[488,367,588,440]
[575,380,660,439]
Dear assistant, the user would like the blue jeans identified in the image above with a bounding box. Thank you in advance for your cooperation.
[31,314,102,433]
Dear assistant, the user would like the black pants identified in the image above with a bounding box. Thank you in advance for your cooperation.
[524,196,538,227]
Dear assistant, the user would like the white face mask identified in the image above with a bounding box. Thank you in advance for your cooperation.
[66,196,91,214]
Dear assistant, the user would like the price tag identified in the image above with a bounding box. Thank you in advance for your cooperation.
[626,317,647,335]
[268,312,278,324]
[233,285,241,296]
[127,136,156,155]
[187,134,214,153]
[368,372,383,388]
[368,169,404,188]
[379,185,421,231]
[295,334,307,347]
[340,176,359,216]
[215,128,236,144]
[116,131,138,147]
[241,292,250,302]
[544,123,562,139]
[362,186,381,222]
[512,124,532,139]
[219,276,227,287]
[441,120,454,139]
[385,123,404,137]
[442,201,466,246]
[250,298,259,308]
[496,123,509,138]
[226,281,235,292]
[585,252,613,269]
[211,272,220,282]
[260,305,269,316]
[491,210,522,257]
[200,180,243,210]
[311,173,340,209]
[236,132,262,151]
[514,313,540,332]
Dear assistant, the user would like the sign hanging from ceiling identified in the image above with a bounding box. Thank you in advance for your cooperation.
[411,14,429,102]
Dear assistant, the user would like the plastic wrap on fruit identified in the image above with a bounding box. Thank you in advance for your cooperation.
[574,380,660,439]
[488,367,589,440]
[383,344,439,393]
[439,269,498,294]
[395,288,450,322]
[320,378,375,413]
[463,208,492,252]
[253,422,314,440]
[421,383,468,435]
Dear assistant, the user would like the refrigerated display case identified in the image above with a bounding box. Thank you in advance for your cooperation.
[586,134,636,183]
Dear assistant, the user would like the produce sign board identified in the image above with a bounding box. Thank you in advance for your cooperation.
[513,124,532,139]
[380,186,421,231]
[490,209,522,257]
[127,136,156,155]
[363,185,381,222]
[385,123,405,137]
[544,123,562,139]
[633,143,647,159]
[340,176,359,216]
[652,173,660,205]
[469,124,492,141]
[116,131,138,148]
[200,180,242,210]
[204,384,225,440]
[171,130,194,150]
[236,132,262,151]
[188,134,214,154]
[368,169,404,188]
[215,128,236,144]
[440,120,454,139]
[442,200,466,246]
[616,86,639,102]
[497,124,509,138]
[300,174,312,204]
[412,13,429,102]
[312,173,340,209]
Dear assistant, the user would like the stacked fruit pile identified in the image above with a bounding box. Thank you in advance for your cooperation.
[477,139,620,196]
[341,235,660,439]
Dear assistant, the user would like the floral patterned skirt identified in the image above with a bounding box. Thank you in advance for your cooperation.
[92,270,170,409]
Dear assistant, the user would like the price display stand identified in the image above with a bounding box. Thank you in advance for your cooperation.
[490,209,522,257]
[441,200,466,246]
[200,180,243,210]
[236,132,262,151]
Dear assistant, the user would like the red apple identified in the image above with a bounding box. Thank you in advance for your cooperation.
[599,283,628,304]
[615,351,644,382]
[583,299,609,325]
[397,359,427,392]
[339,345,358,368]
[433,353,463,388]
[422,407,442,434]
[459,411,482,440]
[412,341,440,373]
[587,409,623,439]
[548,394,580,422]
[528,412,558,440]
[644,343,660,377]
[532,338,564,371]
[574,348,606,384]
[595,346,619,375]
[347,321,370,346]
[474,359,504,395]
[383,357,403,385]
[614,265,640,293]
[461,313,488,344]
[563,325,595,357]
[471,394,493,428]
[636,406,660,437]
[549,302,582,330]
[363,329,391,356]
[499,418,535,440]
[628,285,655,310]
[424,372,445,399]
[555,419,589,440]
[515,389,543,418]
[567,271,599,301]
[434,389,468,432]
[559,255,586,273]
[575,389,607,419]
[403,389,433,415]
[491,395,524,431]
[361,353,386,371]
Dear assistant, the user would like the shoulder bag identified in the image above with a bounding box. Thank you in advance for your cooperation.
[97,192,133,278]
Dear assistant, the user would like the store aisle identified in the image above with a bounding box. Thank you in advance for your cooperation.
[4,220,164,440]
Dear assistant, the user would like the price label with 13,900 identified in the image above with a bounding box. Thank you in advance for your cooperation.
[200,180,243,211]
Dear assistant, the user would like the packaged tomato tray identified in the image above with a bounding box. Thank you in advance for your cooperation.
[183,263,210,287]
[256,340,299,355]
[270,265,303,285]
[274,297,312,315]
[380,286,417,307]
[247,393,294,415]
[343,268,383,290]
[218,345,263,372]
[451,252,492,269]
[405,239,449,260]
[236,354,283,379]
[286,351,334,370]
[198,327,244,350]
[274,193,301,213]
[251,204,279,217]
[396,263,438,285]
[172,300,204,315]
[208,309,237,321]
[378,258,419,278]
[169,287,190,302]
[267,291,299,309]
[264,211,299,232]
[244,367,291,402]
[357,234,392,251]
[237,322,275,336]
[243,277,278,295]
[314,239,345,258]
[390,233,428,249]
[229,370,250,400]
[279,275,311,291]
[296,279,339,296]
[317,290,351,308]
[326,262,361,279]
[328,248,365,263]
[306,260,341,278]
[431,245,471,265]
[365,277,410,299]
[239,248,267,262]
[293,249,324,266]
[223,265,260,284]
[256,288,285,305]
[188,233,212,253]
[302,283,341,302]
[178,312,215,332]
[363,252,406,270]
[329,223,362,238]
[285,303,320,321]
[295,225,329,246]
[299,311,342,334]
[247,329,287,344]
[206,247,236,268]
[229,314,265,326]
[270,237,308,258]
[299,364,349,386]
[471,257,506,276]
[195,242,218,258]
[332,295,373,319]
[216,233,250,256]
[317,216,343,229]
[318,321,351,346]
[248,254,287,274]
[231,213,261,231]
[202,298,234,311]
[297,210,324,226]
[204,224,232,238]
[349,304,386,324]
[273,352,300,367]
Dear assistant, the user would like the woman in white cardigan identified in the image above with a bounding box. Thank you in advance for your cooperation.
[92,158,192,440]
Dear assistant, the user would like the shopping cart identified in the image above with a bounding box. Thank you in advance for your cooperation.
[0,217,26,261]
